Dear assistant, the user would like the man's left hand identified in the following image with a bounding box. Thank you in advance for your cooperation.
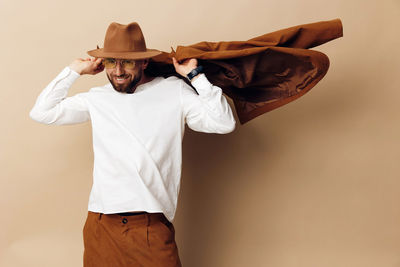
[172,57,199,81]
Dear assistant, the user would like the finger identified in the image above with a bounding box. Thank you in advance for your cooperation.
[172,57,179,66]
[93,69,103,75]
[94,65,104,74]
[94,61,104,70]
[95,63,104,71]
[94,59,103,68]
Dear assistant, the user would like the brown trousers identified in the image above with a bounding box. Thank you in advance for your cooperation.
[83,211,182,267]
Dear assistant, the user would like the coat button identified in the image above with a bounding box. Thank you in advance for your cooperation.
[122,218,128,224]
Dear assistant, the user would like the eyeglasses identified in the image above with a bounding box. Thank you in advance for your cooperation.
[102,58,136,69]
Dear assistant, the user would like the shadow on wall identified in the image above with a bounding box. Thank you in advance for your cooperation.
[176,69,361,266]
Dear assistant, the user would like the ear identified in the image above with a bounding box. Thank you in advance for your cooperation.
[142,59,149,69]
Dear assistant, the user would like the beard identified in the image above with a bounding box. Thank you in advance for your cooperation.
[107,69,143,94]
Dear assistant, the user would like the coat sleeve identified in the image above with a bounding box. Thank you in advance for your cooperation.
[180,73,236,134]
[29,67,91,125]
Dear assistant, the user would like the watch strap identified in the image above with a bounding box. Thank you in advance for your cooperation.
[186,65,204,81]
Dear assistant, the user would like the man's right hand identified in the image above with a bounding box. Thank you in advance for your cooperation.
[69,57,104,75]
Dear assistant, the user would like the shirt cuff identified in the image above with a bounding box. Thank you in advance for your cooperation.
[66,66,81,78]
[53,66,81,88]
[190,73,213,96]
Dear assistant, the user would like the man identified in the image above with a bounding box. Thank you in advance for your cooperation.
[29,22,235,267]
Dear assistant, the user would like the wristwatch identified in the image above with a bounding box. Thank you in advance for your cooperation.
[186,65,204,81]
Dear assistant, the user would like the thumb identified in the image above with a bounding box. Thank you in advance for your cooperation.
[172,57,179,67]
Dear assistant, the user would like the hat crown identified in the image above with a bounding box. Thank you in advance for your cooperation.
[103,22,147,53]
[87,21,161,59]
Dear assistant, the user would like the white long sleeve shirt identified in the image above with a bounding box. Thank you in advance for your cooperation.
[29,66,236,222]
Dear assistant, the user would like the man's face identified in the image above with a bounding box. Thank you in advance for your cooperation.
[105,58,147,94]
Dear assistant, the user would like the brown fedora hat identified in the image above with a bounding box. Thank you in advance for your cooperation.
[87,22,162,60]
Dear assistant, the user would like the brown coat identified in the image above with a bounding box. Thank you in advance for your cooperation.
[147,18,343,124]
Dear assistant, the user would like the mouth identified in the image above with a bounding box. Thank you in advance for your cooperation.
[114,75,130,84]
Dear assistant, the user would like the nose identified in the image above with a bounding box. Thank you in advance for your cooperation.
[115,62,125,76]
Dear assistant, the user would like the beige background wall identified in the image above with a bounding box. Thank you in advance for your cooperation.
[1,0,399,266]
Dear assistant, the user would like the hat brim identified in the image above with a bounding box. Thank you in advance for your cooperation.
[87,48,162,60]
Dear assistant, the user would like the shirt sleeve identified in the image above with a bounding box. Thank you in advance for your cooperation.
[180,73,236,133]
[29,66,91,125]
